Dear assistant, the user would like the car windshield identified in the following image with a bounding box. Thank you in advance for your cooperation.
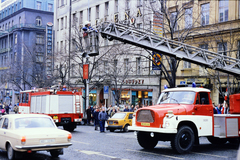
[15,117,56,129]
[157,91,195,104]
[111,113,126,119]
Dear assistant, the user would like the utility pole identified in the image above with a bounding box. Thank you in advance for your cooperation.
[68,0,72,86]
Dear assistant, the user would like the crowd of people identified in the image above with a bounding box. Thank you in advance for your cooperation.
[0,103,19,115]
[213,102,229,114]
[85,104,142,133]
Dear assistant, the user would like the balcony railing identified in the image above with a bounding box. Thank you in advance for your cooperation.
[0,23,46,36]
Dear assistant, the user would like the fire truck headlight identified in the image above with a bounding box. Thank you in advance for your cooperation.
[165,121,170,127]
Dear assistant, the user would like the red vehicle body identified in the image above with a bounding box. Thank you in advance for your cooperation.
[19,88,83,131]
[129,87,240,153]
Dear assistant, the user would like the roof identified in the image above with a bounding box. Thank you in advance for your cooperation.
[1,114,51,119]
[163,87,210,93]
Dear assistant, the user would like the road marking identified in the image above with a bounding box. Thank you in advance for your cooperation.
[71,140,90,145]
[126,149,184,160]
[192,152,229,159]
[76,150,129,160]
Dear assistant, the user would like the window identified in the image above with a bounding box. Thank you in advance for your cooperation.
[218,42,227,55]
[170,12,177,31]
[137,23,142,30]
[12,20,14,27]
[12,6,14,13]
[14,34,17,44]
[36,52,44,62]
[80,11,83,24]
[185,8,192,28]
[61,0,64,6]
[61,17,63,29]
[115,0,118,13]
[73,13,76,26]
[9,22,10,28]
[96,5,99,19]
[183,61,191,69]
[36,34,44,44]
[14,52,17,62]
[124,59,129,72]
[104,61,108,74]
[136,57,141,74]
[36,1,41,10]
[199,44,208,50]
[19,16,21,24]
[114,59,118,72]
[219,0,228,22]
[57,19,59,30]
[48,3,53,12]
[238,41,240,59]
[88,8,91,22]
[105,2,109,16]
[126,0,130,10]
[36,16,42,26]
[63,16,66,29]
[15,4,17,11]
[2,118,8,129]
[201,3,209,26]
[137,0,143,6]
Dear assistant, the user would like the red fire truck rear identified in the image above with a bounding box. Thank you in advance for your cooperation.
[129,86,240,153]
[19,88,83,131]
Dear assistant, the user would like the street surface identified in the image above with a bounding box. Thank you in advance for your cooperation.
[0,125,239,160]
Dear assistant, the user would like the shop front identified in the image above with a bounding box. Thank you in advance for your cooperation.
[131,90,153,107]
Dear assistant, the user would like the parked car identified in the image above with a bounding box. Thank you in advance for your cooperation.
[107,112,134,132]
[0,114,72,160]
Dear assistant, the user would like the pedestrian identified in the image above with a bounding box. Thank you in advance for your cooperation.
[212,103,217,114]
[13,104,18,114]
[224,102,229,114]
[123,105,130,112]
[98,108,108,133]
[86,106,92,125]
[110,108,116,117]
[130,105,134,112]
[9,103,12,112]
[5,104,9,114]
[93,108,100,130]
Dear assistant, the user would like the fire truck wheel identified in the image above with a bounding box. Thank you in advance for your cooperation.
[137,132,158,149]
[207,136,227,145]
[171,126,195,153]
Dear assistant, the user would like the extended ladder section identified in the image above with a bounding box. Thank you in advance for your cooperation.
[100,22,240,76]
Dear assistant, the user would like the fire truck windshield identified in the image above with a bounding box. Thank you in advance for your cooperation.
[157,91,195,105]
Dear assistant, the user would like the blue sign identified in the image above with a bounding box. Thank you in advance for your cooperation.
[104,86,109,94]
[180,81,186,85]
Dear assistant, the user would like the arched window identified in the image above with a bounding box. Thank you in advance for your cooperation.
[36,16,42,26]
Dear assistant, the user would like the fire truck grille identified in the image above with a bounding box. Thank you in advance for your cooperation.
[61,117,71,124]
[137,110,154,122]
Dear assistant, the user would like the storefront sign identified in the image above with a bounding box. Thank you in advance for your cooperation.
[83,64,89,79]
[124,79,144,85]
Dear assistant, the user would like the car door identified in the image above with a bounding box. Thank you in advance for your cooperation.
[0,117,5,149]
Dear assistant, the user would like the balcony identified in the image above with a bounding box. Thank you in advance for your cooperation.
[0,47,11,54]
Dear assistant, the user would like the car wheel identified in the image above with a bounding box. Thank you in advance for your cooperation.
[207,136,227,145]
[110,129,114,132]
[123,124,129,132]
[63,125,75,132]
[50,150,60,158]
[137,131,158,149]
[171,126,195,153]
[7,144,15,160]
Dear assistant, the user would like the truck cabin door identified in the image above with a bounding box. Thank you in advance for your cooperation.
[195,92,212,116]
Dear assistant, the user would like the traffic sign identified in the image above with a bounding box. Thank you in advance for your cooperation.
[104,86,109,99]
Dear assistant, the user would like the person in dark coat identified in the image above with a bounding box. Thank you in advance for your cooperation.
[5,104,9,114]
[86,106,92,125]
[123,105,130,112]
[93,108,100,130]
[98,108,108,133]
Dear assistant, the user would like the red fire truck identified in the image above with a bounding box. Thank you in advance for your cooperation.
[129,87,240,153]
[19,88,83,131]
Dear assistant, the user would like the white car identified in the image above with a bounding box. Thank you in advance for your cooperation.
[0,114,72,160]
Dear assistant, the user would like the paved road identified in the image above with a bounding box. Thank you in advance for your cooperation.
[0,125,239,160]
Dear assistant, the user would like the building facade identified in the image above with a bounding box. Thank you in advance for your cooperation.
[0,0,54,105]
[54,0,240,109]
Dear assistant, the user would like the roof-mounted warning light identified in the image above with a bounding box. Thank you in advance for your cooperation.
[164,85,168,89]
[192,82,196,88]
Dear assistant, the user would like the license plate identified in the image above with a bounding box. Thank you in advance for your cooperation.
[109,121,113,124]
[141,123,150,126]
[53,116,58,119]
[40,139,55,143]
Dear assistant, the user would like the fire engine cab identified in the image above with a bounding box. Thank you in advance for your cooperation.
[129,86,240,153]
[19,88,83,131]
